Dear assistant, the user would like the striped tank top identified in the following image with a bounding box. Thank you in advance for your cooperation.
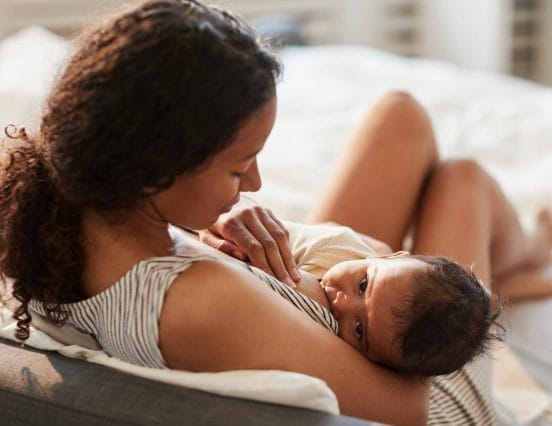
[29,252,338,369]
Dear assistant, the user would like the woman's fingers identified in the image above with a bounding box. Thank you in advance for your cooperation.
[198,229,247,260]
[231,223,278,277]
[241,210,298,286]
[216,205,299,286]
[260,212,302,282]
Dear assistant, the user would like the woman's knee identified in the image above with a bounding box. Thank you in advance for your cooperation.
[431,158,490,193]
[370,91,438,158]
[374,91,426,122]
[377,90,419,107]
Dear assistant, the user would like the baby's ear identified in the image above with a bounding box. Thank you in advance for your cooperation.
[376,250,410,259]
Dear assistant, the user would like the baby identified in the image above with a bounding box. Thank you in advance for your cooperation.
[283,221,497,376]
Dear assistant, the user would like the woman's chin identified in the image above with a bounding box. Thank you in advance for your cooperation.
[219,204,233,215]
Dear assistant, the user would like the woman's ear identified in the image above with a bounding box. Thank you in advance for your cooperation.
[376,250,410,259]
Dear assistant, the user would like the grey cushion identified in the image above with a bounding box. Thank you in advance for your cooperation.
[0,338,372,425]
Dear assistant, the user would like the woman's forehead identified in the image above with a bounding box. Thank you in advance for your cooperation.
[218,97,277,161]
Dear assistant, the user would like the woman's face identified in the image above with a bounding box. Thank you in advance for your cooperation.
[151,96,277,229]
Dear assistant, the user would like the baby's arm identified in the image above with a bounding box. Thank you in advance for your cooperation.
[285,219,392,261]
[356,233,392,255]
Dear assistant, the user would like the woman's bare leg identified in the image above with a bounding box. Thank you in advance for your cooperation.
[493,267,552,302]
[412,159,552,299]
[493,209,552,301]
[306,91,439,250]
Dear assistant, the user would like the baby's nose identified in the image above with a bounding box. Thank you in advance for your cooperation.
[331,291,348,319]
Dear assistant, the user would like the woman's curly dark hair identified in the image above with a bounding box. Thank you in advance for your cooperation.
[0,0,281,340]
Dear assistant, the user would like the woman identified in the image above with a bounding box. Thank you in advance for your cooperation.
[0,1,548,424]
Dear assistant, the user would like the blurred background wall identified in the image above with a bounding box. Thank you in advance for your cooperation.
[0,0,551,84]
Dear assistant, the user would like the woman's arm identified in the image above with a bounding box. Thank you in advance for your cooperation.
[158,260,429,425]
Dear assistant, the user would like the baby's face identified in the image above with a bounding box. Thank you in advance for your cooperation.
[320,255,429,368]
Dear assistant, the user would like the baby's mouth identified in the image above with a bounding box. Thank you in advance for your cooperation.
[322,286,337,310]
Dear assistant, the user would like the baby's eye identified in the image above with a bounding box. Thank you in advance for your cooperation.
[359,276,368,294]
[354,321,363,340]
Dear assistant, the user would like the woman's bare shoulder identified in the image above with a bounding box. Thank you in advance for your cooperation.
[158,258,316,371]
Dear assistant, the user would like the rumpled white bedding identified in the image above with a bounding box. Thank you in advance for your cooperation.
[1,26,552,422]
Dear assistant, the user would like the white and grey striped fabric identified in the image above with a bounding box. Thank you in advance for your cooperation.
[428,359,498,425]
[29,253,338,369]
[237,260,338,334]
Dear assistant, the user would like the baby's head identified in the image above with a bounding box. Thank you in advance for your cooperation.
[321,253,500,376]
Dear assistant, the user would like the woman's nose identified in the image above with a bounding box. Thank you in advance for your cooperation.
[240,159,262,192]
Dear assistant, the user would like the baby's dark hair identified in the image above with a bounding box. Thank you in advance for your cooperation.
[0,0,281,340]
[391,255,503,376]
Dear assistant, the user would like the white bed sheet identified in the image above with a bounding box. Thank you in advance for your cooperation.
[1,26,552,420]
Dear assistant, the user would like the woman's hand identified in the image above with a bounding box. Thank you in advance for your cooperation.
[199,197,301,287]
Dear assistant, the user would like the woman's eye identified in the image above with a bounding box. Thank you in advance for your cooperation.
[232,172,244,179]
[359,276,368,294]
[354,321,363,340]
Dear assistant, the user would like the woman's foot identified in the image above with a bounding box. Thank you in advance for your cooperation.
[526,207,552,268]
[494,267,552,302]
[492,208,552,303]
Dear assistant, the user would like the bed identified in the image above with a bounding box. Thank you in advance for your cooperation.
[1,26,552,425]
